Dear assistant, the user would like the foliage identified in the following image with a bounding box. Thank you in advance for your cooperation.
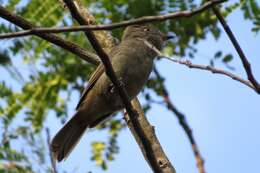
[240,0,260,33]
[0,0,259,172]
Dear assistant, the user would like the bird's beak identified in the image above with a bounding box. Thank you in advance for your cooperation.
[166,35,174,40]
[162,34,175,41]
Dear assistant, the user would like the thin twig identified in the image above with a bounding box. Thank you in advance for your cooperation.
[141,39,256,92]
[153,67,206,173]
[0,5,99,65]
[63,0,176,172]
[167,57,256,91]
[168,58,255,91]
[0,0,226,39]
[45,128,58,173]
[210,4,260,93]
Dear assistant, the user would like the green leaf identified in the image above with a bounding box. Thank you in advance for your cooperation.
[0,50,11,66]
[214,51,222,59]
[222,54,233,63]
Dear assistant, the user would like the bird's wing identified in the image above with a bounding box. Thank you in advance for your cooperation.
[76,64,105,110]
[75,45,120,110]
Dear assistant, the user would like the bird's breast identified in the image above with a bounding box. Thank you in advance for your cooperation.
[113,48,154,99]
[97,40,156,110]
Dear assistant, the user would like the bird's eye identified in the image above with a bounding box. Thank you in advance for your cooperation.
[144,28,150,32]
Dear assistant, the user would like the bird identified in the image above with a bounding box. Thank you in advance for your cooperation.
[51,24,172,162]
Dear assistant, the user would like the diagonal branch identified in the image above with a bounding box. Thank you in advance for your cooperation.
[153,67,205,173]
[125,98,176,173]
[46,128,58,173]
[168,58,256,91]
[210,3,260,93]
[0,0,226,39]
[63,0,176,172]
[141,38,258,93]
[0,5,99,65]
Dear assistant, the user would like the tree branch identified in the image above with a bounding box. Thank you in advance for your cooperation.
[0,0,226,39]
[0,5,99,65]
[168,58,256,91]
[153,67,205,173]
[46,128,58,173]
[63,0,176,172]
[210,3,260,93]
[141,38,257,93]
[125,98,176,172]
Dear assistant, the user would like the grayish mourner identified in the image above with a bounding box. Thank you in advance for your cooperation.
[51,25,172,161]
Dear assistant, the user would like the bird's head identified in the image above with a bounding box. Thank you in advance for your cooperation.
[122,24,173,50]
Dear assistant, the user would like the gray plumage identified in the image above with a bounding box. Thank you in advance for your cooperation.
[51,25,168,161]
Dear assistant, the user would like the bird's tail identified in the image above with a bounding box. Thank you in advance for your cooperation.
[51,111,88,162]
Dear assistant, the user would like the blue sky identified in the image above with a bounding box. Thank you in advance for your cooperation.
[1,2,260,173]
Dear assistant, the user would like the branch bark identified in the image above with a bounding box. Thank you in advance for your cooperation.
[62,0,176,172]
[125,99,176,172]
[0,0,226,39]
